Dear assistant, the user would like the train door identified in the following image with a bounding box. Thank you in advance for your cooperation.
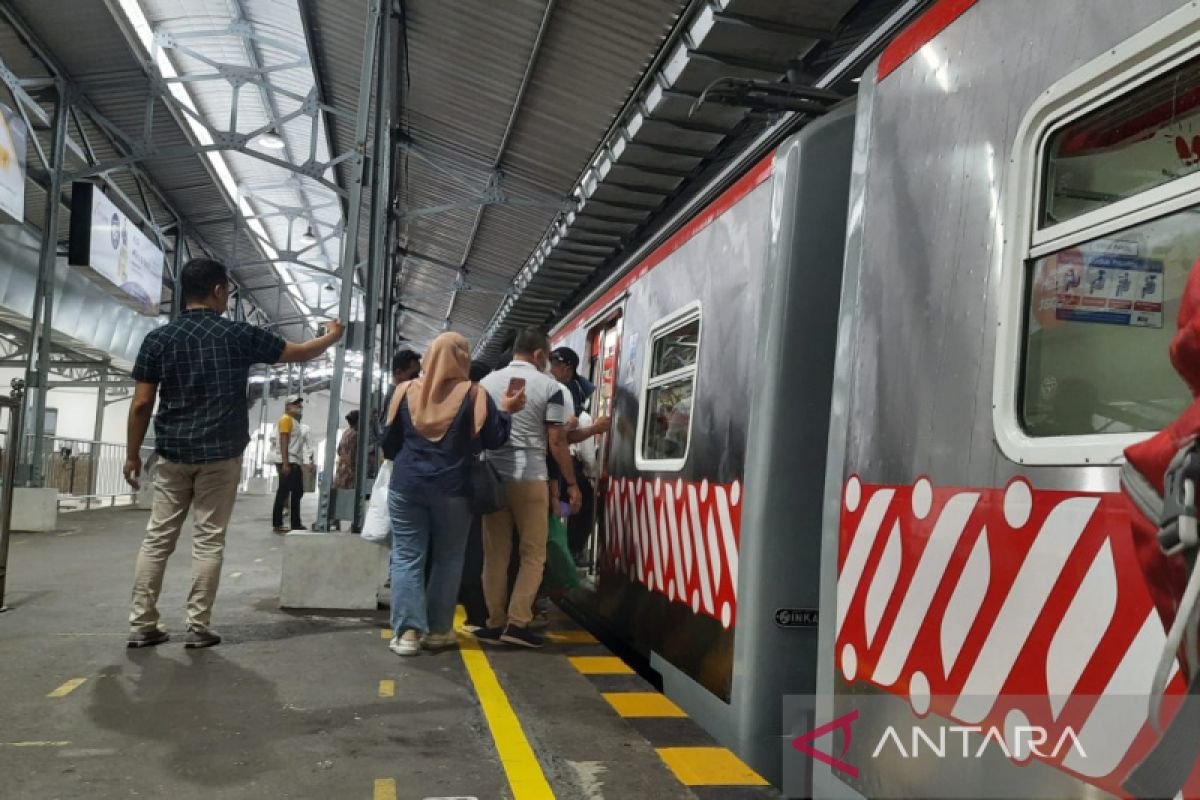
[581,312,622,582]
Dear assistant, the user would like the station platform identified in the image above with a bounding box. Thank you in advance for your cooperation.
[0,493,779,799]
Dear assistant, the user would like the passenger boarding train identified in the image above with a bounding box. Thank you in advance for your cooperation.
[547,0,1200,796]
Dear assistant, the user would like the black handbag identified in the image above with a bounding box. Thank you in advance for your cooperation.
[467,386,505,514]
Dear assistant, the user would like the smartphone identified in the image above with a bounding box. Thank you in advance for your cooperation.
[507,377,526,393]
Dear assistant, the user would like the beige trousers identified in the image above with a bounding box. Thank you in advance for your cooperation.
[482,480,549,628]
[129,456,241,634]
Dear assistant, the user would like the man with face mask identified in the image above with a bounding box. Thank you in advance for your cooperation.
[270,394,315,532]
[123,258,343,648]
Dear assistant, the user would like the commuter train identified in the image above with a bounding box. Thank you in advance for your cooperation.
[551,0,1200,796]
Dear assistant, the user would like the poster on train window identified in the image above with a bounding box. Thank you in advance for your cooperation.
[1048,241,1164,329]
[0,102,28,223]
[67,182,164,316]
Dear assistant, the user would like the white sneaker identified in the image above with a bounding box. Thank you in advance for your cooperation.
[389,634,420,657]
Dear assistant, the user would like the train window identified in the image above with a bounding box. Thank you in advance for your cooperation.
[1020,211,1193,437]
[999,4,1200,464]
[637,304,701,470]
[1041,55,1200,228]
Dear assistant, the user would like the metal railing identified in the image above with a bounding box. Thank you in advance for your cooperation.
[11,434,137,509]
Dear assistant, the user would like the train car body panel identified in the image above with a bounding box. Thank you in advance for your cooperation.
[816,1,1199,797]
[554,101,858,784]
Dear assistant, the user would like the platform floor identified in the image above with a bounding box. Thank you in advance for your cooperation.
[0,492,778,799]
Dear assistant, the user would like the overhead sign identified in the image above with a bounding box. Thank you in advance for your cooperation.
[0,102,27,223]
[68,182,164,316]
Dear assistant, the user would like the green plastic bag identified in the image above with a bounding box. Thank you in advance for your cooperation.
[545,513,580,591]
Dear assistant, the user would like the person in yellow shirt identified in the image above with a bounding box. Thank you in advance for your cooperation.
[270,395,313,532]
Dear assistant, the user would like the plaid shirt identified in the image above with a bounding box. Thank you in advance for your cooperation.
[132,308,286,464]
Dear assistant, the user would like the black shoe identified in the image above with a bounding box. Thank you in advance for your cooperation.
[127,629,170,649]
[473,626,504,645]
[183,629,222,649]
[500,624,545,649]
[290,525,308,531]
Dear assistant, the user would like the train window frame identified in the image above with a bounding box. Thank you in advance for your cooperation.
[635,301,702,472]
[995,3,1200,466]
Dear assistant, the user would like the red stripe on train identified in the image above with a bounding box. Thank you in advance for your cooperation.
[877,0,979,82]
[553,156,774,343]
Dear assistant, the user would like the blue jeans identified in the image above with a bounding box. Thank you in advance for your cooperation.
[388,489,472,636]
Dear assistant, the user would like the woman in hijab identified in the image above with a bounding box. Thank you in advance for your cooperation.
[381,332,525,656]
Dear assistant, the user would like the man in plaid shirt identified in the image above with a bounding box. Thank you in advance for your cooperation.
[123,258,343,648]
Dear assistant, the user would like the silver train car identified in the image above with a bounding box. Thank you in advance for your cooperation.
[552,0,1200,796]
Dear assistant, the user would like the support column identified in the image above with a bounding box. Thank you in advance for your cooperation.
[171,227,184,320]
[87,364,107,510]
[314,0,384,531]
[353,3,397,530]
[19,81,69,486]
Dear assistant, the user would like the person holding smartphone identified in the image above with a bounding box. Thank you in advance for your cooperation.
[476,328,580,648]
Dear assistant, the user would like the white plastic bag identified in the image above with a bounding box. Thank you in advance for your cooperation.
[360,461,392,542]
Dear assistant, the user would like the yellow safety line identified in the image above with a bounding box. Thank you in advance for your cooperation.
[47,678,86,698]
[455,607,555,799]
[378,680,394,698]
[4,741,71,747]
[602,692,687,718]
[380,628,391,640]
[546,630,598,645]
[373,777,397,800]
[656,746,770,786]
[568,656,634,675]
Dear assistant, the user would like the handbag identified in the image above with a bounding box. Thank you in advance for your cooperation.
[360,461,392,542]
[467,385,505,515]
[300,463,317,493]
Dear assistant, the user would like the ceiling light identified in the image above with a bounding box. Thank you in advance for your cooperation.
[302,226,316,242]
[258,129,286,150]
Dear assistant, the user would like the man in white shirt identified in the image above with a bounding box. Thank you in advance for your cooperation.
[477,329,578,648]
[269,394,314,532]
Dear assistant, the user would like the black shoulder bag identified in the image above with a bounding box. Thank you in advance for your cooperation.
[467,385,505,514]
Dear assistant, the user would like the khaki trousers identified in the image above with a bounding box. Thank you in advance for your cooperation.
[482,480,549,628]
[129,456,241,634]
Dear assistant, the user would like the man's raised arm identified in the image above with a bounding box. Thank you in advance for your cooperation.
[278,319,346,363]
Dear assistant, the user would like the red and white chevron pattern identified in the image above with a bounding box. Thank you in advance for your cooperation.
[837,476,1197,795]
[603,476,742,629]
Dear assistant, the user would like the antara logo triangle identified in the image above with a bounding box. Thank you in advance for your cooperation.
[792,709,860,778]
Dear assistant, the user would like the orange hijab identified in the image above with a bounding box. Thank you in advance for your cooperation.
[387,332,487,442]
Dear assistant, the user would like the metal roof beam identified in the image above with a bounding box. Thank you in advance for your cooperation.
[713,11,838,42]
[442,0,558,327]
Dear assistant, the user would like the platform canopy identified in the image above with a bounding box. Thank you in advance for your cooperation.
[0,0,924,372]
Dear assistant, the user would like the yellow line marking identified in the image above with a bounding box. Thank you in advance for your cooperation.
[455,606,554,799]
[380,628,391,640]
[378,680,394,698]
[603,692,686,718]
[569,656,634,675]
[373,777,397,800]
[546,630,598,645]
[656,747,770,786]
[4,741,71,747]
[47,678,86,698]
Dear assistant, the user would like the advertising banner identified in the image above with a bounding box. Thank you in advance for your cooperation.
[0,102,27,223]
[68,182,164,316]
